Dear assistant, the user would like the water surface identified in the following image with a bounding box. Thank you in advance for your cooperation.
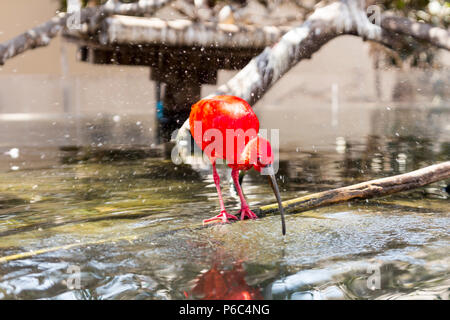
[0,103,449,300]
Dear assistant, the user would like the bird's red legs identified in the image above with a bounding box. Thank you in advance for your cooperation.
[203,162,238,225]
[231,169,258,220]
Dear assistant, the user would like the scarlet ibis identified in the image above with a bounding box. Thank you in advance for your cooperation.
[189,95,286,235]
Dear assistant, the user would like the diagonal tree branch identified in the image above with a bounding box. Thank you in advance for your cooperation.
[0,0,174,65]
[1,162,447,264]
[381,15,450,51]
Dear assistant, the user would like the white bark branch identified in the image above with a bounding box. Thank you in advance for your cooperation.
[175,0,395,141]
[1,0,448,67]
[259,162,450,215]
[381,15,450,51]
[0,0,173,65]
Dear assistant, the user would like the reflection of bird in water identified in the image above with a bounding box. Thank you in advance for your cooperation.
[186,262,263,300]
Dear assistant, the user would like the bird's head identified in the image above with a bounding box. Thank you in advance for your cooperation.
[239,136,273,172]
[240,136,286,235]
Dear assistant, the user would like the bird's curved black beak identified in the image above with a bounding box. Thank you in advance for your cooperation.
[265,166,286,236]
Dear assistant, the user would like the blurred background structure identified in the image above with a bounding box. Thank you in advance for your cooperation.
[0,0,449,157]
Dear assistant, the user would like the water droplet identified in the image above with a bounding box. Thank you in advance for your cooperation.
[5,148,19,159]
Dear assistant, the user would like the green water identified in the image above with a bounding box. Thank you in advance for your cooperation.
[0,131,448,300]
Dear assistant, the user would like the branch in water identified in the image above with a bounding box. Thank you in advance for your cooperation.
[258,162,450,216]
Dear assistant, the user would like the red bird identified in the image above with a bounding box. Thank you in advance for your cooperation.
[189,95,286,235]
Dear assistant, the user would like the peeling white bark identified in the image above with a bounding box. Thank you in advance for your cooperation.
[175,0,396,140]
[80,15,289,47]
[1,0,448,67]
[0,0,173,65]
[215,0,386,101]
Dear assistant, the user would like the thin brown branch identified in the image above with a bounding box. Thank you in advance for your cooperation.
[258,162,450,216]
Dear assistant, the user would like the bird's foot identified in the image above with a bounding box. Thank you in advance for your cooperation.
[203,210,238,225]
[237,206,258,220]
